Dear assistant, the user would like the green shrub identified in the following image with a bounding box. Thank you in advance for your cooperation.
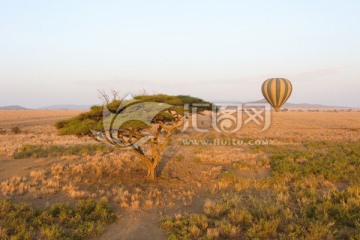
[162,189,360,239]
[13,144,114,159]
[251,141,360,184]
[0,198,116,240]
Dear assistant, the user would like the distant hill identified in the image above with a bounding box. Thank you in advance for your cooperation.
[38,104,91,110]
[0,105,29,110]
[249,99,348,109]
[284,102,346,109]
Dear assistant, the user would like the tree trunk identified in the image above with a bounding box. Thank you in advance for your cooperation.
[147,163,157,180]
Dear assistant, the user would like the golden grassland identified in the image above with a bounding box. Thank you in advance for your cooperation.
[0,110,85,127]
[0,110,359,239]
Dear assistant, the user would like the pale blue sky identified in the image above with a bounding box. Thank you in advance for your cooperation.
[0,0,359,108]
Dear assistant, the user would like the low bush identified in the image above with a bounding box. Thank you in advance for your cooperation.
[0,128,6,134]
[13,144,115,159]
[162,188,360,239]
[10,126,21,134]
[0,198,116,239]
[251,141,360,184]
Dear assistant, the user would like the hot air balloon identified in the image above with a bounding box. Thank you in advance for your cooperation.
[261,78,292,112]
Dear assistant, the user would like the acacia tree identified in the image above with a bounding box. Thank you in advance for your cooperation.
[56,94,211,179]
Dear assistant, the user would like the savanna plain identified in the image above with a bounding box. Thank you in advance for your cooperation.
[0,110,359,239]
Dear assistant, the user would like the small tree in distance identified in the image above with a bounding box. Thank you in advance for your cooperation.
[56,93,212,179]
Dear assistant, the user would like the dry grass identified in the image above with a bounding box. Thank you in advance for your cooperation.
[0,110,359,239]
[0,110,84,127]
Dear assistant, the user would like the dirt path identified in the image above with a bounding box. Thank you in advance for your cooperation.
[101,209,167,240]
[0,156,83,180]
[0,157,47,180]
[100,188,212,240]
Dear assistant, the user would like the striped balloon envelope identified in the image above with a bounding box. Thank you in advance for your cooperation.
[261,78,292,112]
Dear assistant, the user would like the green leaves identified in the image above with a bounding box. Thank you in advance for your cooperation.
[13,144,114,159]
[0,198,116,239]
[56,94,212,136]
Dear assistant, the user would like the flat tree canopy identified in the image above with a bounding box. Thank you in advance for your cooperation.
[56,94,212,136]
